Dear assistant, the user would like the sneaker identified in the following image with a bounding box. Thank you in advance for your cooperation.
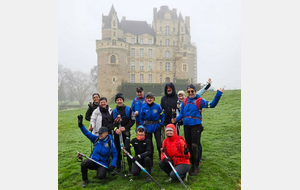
[184,172,189,182]
[145,176,152,183]
[165,177,172,182]
[82,180,88,188]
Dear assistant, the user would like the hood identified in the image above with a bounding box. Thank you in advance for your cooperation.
[164,82,176,97]
[101,134,113,143]
[165,123,177,141]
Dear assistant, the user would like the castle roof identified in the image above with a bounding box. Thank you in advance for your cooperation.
[120,20,155,36]
[156,5,177,19]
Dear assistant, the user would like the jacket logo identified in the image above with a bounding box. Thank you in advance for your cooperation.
[153,109,157,114]
[105,143,109,148]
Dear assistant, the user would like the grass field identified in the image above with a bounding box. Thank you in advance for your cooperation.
[58,90,241,190]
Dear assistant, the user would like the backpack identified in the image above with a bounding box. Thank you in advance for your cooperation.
[112,106,131,120]
[183,97,202,121]
[90,138,112,157]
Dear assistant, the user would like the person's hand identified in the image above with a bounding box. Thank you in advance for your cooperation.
[88,102,92,108]
[114,115,122,123]
[132,155,141,162]
[120,127,125,132]
[77,115,83,128]
[171,118,176,124]
[107,166,115,171]
[134,111,139,116]
[208,78,212,85]
[115,129,121,135]
[218,87,225,93]
[89,126,93,132]
[163,157,170,164]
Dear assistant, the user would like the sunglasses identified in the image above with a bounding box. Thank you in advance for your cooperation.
[187,90,195,93]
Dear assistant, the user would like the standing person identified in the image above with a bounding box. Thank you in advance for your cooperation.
[140,92,165,170]
[125,125,152,182]
[131,87,147,129]
[159,124,190,182]
[89,97,113,135]
[174,90,186,135]
[160,82,178,140]
[172,84,224,176]
[77,115,118,188]
[108,93,135,175]
[85,93,100,122]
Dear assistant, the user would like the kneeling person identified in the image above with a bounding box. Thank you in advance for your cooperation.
[126,126,152,182]
[78,115,118,187]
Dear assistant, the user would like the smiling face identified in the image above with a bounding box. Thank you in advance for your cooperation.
[146,97,154,104]
[116,98,124,107]
[98,132,108,140]
[167,86,173,94]
[166,130,174,137]
[136,91,144,99]
[100,99,107,108]
[178,93,185,102]
[187,88,195,98]
[93,95,100,104]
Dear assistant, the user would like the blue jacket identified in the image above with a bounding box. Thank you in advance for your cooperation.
[131,95,147,122]
[80,125,118,167]
[176,90,223,126]
[140,103,165,133]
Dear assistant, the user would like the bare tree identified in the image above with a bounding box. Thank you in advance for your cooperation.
[58,64,68,104]
[90,65,97,88]
[65,70,94,107]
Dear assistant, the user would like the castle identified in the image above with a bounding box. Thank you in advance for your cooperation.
[96,5,197,99]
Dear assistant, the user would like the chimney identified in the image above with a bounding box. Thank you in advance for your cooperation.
[172,8,177,15]
[122,16,126,21]
[153,7,157,19]
[185,16,190,28]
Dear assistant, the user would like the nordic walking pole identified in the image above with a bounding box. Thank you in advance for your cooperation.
[122,147,165,190]
[161,148,188,190]
[77,152,133,181]
[117,115,126,173]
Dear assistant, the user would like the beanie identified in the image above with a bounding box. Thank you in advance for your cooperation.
[115,93,124,102]
[187,84,196,91]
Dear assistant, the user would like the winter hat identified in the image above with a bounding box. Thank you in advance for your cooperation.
[136,87,144,92]
[187,84,196,91]
[136,125,146,133]
[115,93,124,102]
[165,126,174,132]
[177,90,185,96]
[145,92,155,100]
[98,127,108,134]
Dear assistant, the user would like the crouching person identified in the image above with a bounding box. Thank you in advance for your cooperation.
[159,124,190,182]
[77,115,118,188]
[125,126,152,182]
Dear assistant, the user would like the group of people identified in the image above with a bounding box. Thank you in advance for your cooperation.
[77,79,225,187]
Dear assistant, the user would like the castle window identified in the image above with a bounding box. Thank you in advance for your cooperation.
[110,55,116,63]
[140,61,144,71]
[149,49,152,58]
[148,61,152,71]
[112,78,116,82]
[131,60,135,71]
[160,27,162,32]
[140,74,144,83]
[113,21,116,27]
[165,77,170,83]
[165,62,170,71]
[148,39,152,45]
[131,48,135,57]
[173,27,175,32]
[131,38,135,44]
[160,41,162,45]
[140,49,144,57]
[149,74,152,83]
[165,51,170,58]
[183,64,187,71]
[140,38,143,44]
[165,26,170,35]
[165,39,170,46]
[173,41,175,46]
[112,39,116,45]
[131,74,135,83]
[113,32,116,36]
[160,78,162,83]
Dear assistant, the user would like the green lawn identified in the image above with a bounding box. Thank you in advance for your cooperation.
[58,90,241,190]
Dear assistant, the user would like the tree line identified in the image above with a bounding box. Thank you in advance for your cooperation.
[58,64,97,107]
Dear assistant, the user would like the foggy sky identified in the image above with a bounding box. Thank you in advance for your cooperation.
[58,0,241,90]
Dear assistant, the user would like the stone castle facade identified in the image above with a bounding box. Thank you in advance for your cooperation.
[96,5,197,99]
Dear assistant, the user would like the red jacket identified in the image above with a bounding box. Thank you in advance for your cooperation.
[161,124,190,166]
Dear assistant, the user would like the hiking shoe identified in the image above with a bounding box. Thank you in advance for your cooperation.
[189,167,195,175]
[128,169,132,176]
[190,167,200,176]
[82,180,88,187]
[165,177,172,182]
[145,176,152,183]
[184,172,189,182]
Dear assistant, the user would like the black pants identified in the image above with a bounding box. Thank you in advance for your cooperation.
[146,129,162,165]
[131,156,151,176]
[184,124,203,166]
[135,121,141,130]
[81,159,107,181]
[114,132,132,169]
[159,160,189,179]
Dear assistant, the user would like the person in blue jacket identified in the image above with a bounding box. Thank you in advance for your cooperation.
[140,92,165,170]
[77,115,118,188]
[172,84,224,176]
[131,87,147,129]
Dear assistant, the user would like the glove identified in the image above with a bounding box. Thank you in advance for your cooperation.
[163,157,170,164]
[77,115,83,128]
[184,147,189,155]
[107,166,115,171]
[132,155,141,162]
